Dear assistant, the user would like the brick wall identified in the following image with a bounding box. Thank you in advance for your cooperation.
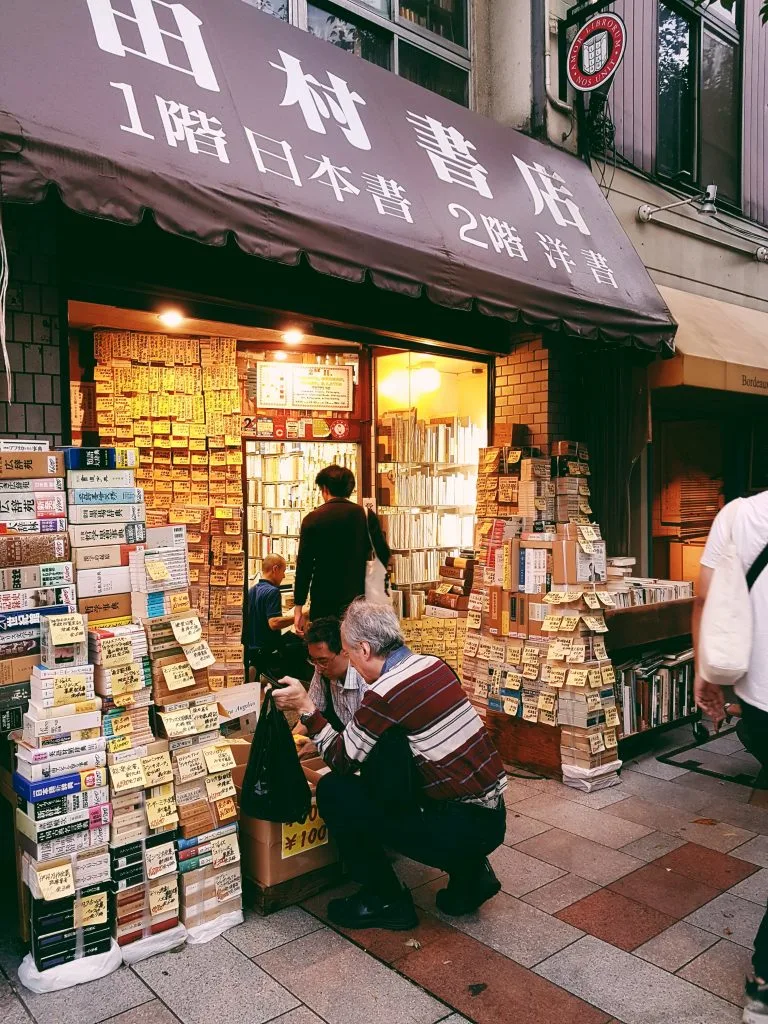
[0,203,65,446]
[493,335,572,447]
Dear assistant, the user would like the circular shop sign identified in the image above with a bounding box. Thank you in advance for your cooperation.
[567,13,627,93]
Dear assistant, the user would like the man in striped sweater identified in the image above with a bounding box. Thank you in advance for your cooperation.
[274,598,507,932]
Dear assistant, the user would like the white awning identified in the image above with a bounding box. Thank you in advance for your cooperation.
[650,286,768,395]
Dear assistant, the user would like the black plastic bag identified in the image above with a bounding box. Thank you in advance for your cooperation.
[240,690,312,823]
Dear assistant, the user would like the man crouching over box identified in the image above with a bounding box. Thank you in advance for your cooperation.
[273,597,507,931]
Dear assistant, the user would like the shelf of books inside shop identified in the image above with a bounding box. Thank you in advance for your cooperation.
[245,440,359,588]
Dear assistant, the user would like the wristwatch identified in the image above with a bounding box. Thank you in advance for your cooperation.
[299,710,315,727]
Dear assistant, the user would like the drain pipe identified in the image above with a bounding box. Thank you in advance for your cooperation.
[531,0,548,138]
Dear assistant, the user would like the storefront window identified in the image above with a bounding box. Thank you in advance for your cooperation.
[657,3,694,182]
[399,41,468,105]
[240,0,289,18]
[307,3,392,69]
[700,29,739,204]
[399,0,467,47]
[375,351,487,616]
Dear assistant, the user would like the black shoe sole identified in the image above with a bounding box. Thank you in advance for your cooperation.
[435,879,502,917]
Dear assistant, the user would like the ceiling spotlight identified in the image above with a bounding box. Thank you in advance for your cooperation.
[158,309,185,328]
[282,329,304,345]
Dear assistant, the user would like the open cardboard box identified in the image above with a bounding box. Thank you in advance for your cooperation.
[236,753,338,888]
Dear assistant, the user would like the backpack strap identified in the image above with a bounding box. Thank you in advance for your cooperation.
[747,539,768,591]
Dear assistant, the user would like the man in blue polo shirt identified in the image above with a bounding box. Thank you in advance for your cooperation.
[246,554,294,679]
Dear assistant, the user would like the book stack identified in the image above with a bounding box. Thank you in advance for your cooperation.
[550,441,592,524]
[63,447,146,628]
[207,507,246,689]
[13,610,114,972]
[0,443,72,736]
[129,525,191,622]
[425,554,476,617]
[615,645,695,737]
[400,616,467,676]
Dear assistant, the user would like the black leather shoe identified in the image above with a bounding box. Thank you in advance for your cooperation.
[327,887,418,931]
[435,858,501,916]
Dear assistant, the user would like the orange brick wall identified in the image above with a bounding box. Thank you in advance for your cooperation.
[493,336,573,447]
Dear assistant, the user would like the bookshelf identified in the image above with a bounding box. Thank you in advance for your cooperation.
[245,440,360,587]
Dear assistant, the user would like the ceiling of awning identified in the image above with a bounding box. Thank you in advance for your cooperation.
[651,287,768,394]
[0,0,676,352]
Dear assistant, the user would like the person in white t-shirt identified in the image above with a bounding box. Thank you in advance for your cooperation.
[696,492,768,1023]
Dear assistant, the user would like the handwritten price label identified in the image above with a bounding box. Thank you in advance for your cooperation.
[37,863,75,901]
[281,804,328,860]
[604,705,620,728]
[175,747,208,782]
[191,702,219,733]
[146,794,179,831]
[52,673,89,705]
[210,833,240,869]
[202,744,236,774]
[141,752,174,787]
[216,796,238,821]
[76,891,108,928]
[145,841,176,879]
[110,662,143,695]
[160,708,195,738]
[171,615,203,646]
[162,662,195,692]
[169,591,191,613]
[110,759,146,793]
[148,879,179,917]
[184,639,215,670]
[205,771,237,803]
[214,867,242,903]
[101,636,133,667]
[145,559,170,582]
[47,613,86,646]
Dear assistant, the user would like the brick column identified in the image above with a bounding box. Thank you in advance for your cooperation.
[0,203,65,445]
[493,335,573,447]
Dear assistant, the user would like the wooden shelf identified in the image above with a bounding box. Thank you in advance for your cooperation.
[604,598,694,653]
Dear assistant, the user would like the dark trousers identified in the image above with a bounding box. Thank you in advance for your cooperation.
[316,772,506,900]
[741,701,768,979]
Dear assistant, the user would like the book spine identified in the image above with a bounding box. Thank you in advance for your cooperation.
[0,518,68,535]
[0,478,65,492]
[0,562,75,590]
[23,786,110,820]
[68,504,146,525]
[0,605,74,631]
[0,586,77,611]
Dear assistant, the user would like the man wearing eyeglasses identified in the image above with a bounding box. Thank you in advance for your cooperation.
[303,616,368,733]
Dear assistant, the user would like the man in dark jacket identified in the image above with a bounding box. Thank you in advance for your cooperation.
[293,465,389,633]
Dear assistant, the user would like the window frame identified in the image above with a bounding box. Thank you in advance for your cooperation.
[283,0,472,104]
[655,0,742,211]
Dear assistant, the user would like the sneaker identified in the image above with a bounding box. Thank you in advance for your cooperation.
[744,977,768,1023]
[327,886,418,932]
[435,858,501,916]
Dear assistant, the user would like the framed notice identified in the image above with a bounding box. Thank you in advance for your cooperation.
[255,363,353,412]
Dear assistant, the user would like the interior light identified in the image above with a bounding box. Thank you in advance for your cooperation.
[158,309,185,328]
[411,365,441,395]
[282,329,304,345]
[378,364,442,402]
[273,350,288,361]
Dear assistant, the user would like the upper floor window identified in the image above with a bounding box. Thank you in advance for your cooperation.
[244,0,470,106]
[657,0,741,207]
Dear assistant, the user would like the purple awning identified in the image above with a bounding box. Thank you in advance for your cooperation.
[0,0,675,351]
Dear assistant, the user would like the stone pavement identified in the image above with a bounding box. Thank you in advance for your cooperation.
[2,723,767,1024]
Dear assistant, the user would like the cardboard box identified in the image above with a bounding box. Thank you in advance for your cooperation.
[0,452,64,480]
[552,540,607,586]
[0,653,37,685]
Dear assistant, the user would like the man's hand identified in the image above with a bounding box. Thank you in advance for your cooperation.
[695,674,726,723]
[293,606,307,637]
[272,676,314,717]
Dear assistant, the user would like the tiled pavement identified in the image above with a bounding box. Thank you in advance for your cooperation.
[2,725,766,1024]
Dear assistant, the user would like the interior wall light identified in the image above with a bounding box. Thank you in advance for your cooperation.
[158,309,185,328]
[282,329,304,345]
[638,184,717,223]
[411,364,441,395]
[272,350,288,361]
[378,363,442,403]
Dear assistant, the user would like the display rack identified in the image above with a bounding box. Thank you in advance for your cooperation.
[245,440,359,587]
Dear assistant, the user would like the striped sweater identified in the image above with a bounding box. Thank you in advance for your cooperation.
[306,652,507,808]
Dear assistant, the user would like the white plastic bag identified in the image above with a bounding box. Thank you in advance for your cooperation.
[17,940,121,994]
[364,509,389,605]
[186,907,244,945]
[562,761,622,792]
[119,924,187,964]
[699,499,752,687]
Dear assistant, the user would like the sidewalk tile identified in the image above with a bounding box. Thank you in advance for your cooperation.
[624,758,690,781]
[505,779,545,804]
[393,857,446,890]
[701,733,746,756]
[0,980,33,1024]
[133,936,298,1024]
[619,833,687,862]
[732,835,768,868]
[556,888,675,951]
[618,772,712,813]
[489,845,567,897]
[96,1002,180,1024]
[522,779,629,810]
[679,750,761,781]
[329,909,456,966]
[515,828,645,885]
[728,868,768,905]
[655,844,759,890]
[677,940,752,1006]
[504,813,552,847]
[413,880,583,968]
[521,874,601,915]
[256,927,446,1024]
[510,795,653,849]
[397,928,611,1024]
[685,893,765,948]
[438,1016,472,1023]
[608,864,721,919]
[534,935,742,1024]
[270,1009,328,1024]
[605,797,755,852]
[697,798,768,836]
[225,908,324,958]
[671,774,753,804]
[634,922,719,971]
[12,965,152,1024]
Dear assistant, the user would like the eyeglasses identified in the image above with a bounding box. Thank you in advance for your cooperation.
[306,655,335,669]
